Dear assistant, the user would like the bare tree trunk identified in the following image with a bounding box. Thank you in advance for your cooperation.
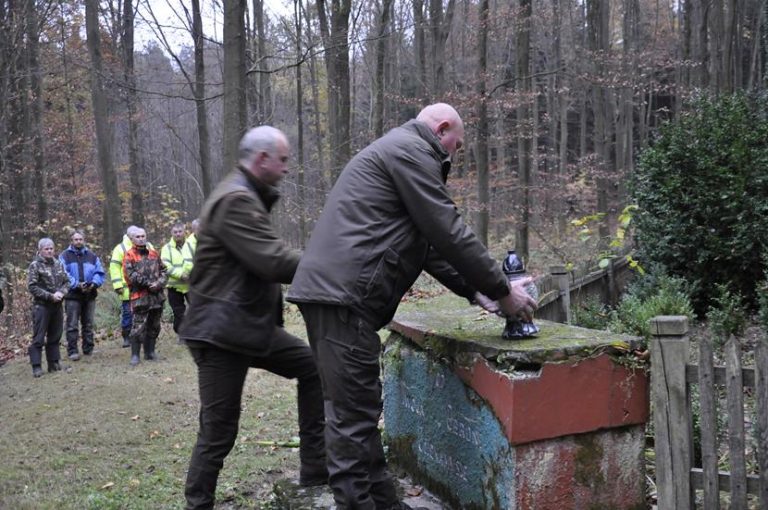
[373,0,394,138]
[223,0,247,172]
[294,0,306,246]
[302,1,327,193]
[190,0,212,197]
[428,0,456,98]
[476,0,489,245]
[413,0,428,104]
[710,0,724,93]
[515,0,532,261]
[27,0,46,226]
[85,0,122,247]
[587,0,610,245]
[317,0,352,181]
[254,0,272,124]
[122,0,144,225]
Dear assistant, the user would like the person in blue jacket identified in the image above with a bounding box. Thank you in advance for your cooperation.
[59,230,105,360]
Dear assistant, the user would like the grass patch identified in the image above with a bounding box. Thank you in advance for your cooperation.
[0,323,306,509]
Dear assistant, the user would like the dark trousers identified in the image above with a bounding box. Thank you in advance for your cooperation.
[298,304,398,510]
[65,298,96,355]
[29,302,63,367]
[120,300,133,335]
[184,328,326,510]
[167,288,188,333]
[129,306,162,357]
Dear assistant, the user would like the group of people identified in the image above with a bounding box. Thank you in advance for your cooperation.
[179,104,537,510]
[25,221,199,376]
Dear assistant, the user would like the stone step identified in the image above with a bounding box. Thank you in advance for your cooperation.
[272,475,447,509]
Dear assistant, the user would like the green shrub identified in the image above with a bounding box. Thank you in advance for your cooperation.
[571,296,612,330]
[706,283,747,341]
[633,93,768,314]
[608,272,694,341]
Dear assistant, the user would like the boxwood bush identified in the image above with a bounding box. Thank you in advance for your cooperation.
[633,93,768,314]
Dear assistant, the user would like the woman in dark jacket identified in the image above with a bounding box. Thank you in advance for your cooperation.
[27,238,70,377]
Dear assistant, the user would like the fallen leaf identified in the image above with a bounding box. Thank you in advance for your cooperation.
[131,415,140,421]
[149,430,160,439]
[129,479,140,487]
[101,482,114,490]
[173,443,181,449]
[163,377,174,383]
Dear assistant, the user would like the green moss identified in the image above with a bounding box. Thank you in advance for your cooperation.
[574,435,605,488]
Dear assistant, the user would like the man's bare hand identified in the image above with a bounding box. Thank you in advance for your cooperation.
[473,292,500,314]
[497,277,538,321]
[52,291,64,302]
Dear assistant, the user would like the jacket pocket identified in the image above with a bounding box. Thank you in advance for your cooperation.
[363,248,402,315]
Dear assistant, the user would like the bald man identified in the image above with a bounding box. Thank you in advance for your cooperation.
[287,103,536,509]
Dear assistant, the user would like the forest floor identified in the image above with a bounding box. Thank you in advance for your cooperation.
[0,303,316,510]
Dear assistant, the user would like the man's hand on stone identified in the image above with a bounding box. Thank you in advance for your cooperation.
[497,277,537,322]
[473,291,500,314]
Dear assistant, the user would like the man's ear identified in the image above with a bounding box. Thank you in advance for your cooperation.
[436,120,450,137]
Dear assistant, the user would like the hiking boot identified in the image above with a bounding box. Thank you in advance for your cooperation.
[48,362,63,372]
[144,352,157,361]
[32,365,44,378]
[299,467,329,487]
[122,338,130,348]
[68,353,81,361]
[130,354,140,366]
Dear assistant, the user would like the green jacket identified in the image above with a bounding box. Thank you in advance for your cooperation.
[180,167,300,356]
[287,119,509,329]
[161,238,188,293]
[28,255,70,305]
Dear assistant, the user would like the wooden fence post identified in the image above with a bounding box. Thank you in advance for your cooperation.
[651,316,692,510]
[754,339,768,507]
[550,265,570,324]
[698,335,720,509]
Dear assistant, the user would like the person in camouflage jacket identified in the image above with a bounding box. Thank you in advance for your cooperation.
[123,227,167,366]
[27,238,70,377]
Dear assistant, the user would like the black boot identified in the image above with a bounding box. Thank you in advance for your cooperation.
[122,328,131,348]
[48,361,62,372]
[32,365,43,378]
[130,339,140,366]
[144,337,156,360]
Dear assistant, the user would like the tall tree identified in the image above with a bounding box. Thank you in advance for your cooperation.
[516,0,532,260]
[373,0,394,138]
[317,0,352,181]
[294,0,306,245]
[122,0,144,225]
[428,0,456,98]
[85,0,122,246]
[475,0,489,245]
[253,0,272,124]
[190,0,212,197]
[412,0,428,104]
[222,0,247,171]
[27,0,46,226]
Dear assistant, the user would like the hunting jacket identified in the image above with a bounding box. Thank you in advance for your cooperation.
[28,255,70,305]
[287,119,510,329]
[179,167,299,357]
[123,245,167,311]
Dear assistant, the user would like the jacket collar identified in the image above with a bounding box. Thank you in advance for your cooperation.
[67,244,87,254]
[34,255,55,264]
[403,120,452,182]
[236,165,281,211]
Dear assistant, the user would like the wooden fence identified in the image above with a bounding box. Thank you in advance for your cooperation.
[651,316,768,509]
[534,255,634,323]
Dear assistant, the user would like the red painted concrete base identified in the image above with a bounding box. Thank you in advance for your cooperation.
[455,353,649,445]
[514,426,647,510]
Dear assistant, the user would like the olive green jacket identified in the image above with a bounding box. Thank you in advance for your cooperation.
[179,167,299,356]
[287,120,509,329]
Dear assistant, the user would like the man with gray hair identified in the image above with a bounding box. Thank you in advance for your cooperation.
[27,238,70,377]
[180,126,326,509]
[109,225,152,347]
